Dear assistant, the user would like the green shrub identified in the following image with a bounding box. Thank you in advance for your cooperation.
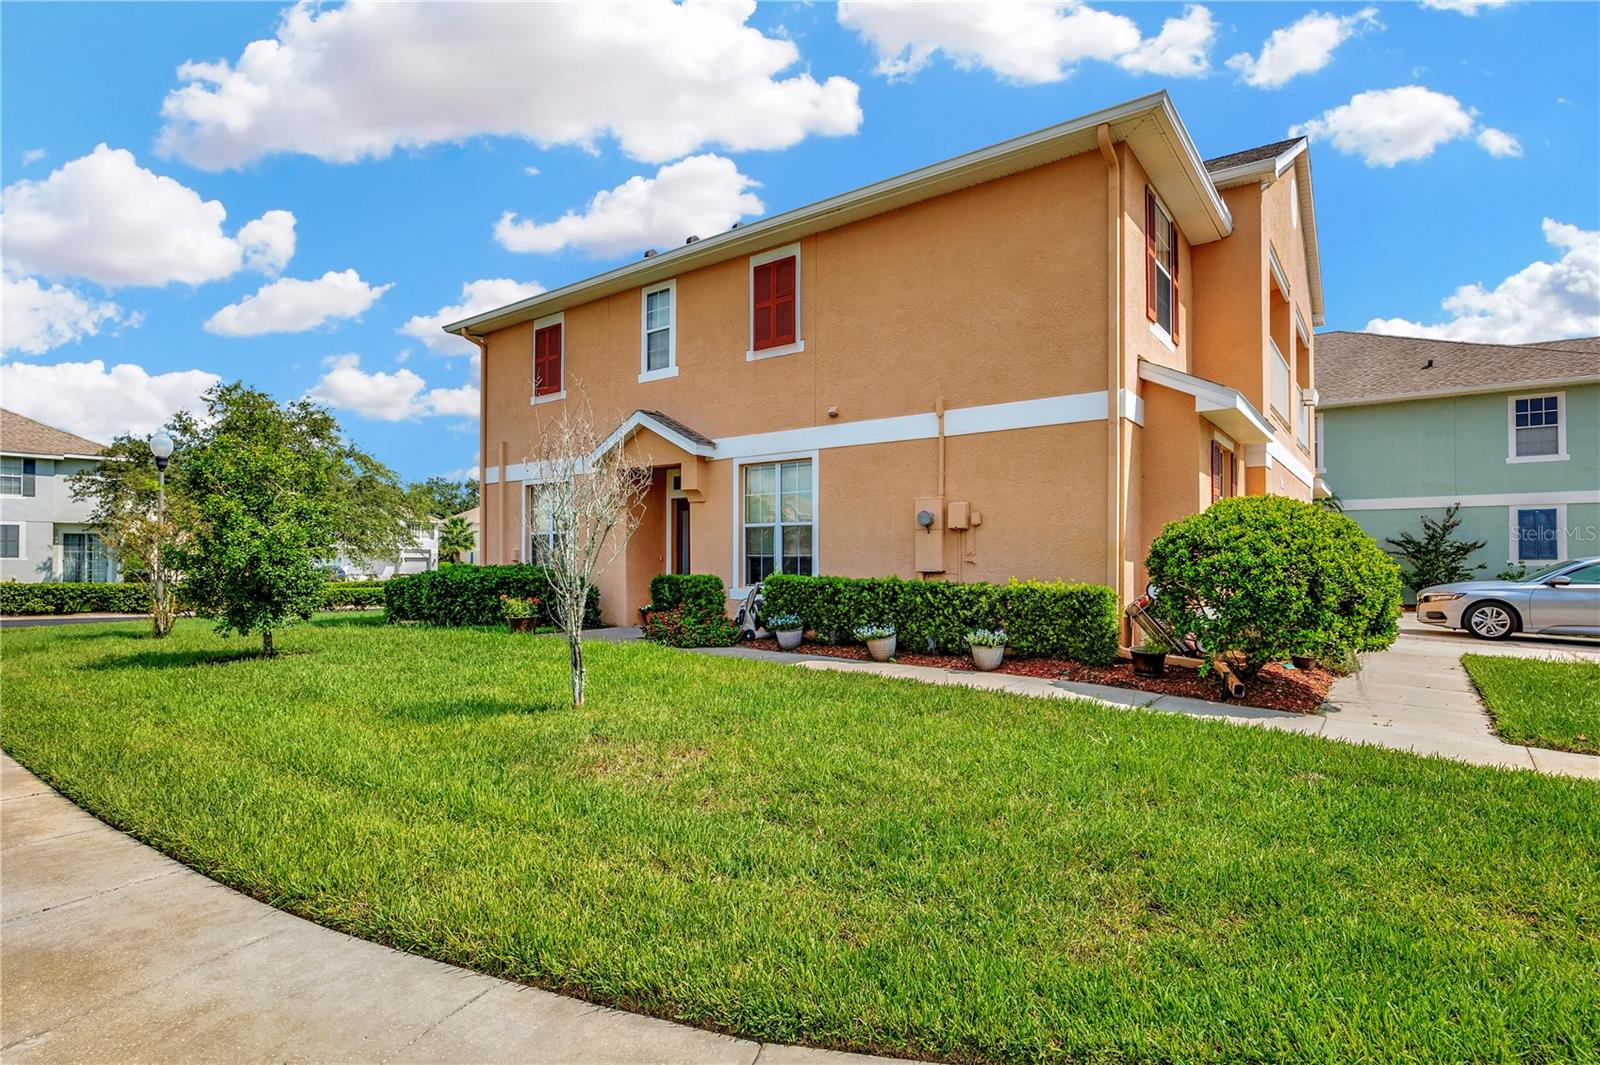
[648,573,728,617]
[384,566,599,628]
[761,574,1118,664]
[1144,495,1402,679]
[321,581,386,609]
[642,605,739,647]
[0,582,150,616]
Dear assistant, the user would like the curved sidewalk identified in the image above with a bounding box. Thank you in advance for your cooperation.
[0,755,897,1065]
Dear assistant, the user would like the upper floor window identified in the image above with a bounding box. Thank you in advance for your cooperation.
[1145,189,1179,343]
[749,244,802,360]
[741,457,813,586]
[1509,393,1565,462]
[640,281,676,381]
[532,315,564,401]
[1290,175,1299,229]
[0,457,36,497]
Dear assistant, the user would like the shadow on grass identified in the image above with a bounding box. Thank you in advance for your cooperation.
[82,647,316,671]
[387,695,565,723]
[308,611,389,629]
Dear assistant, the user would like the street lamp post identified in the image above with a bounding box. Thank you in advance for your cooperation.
[149,431,174,636]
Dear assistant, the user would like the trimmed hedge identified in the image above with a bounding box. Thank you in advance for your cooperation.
[648,573,729,617]
[1,579,393,616]
[384,565,600,628]
[761,574,1119,664]
[642,604,739,647]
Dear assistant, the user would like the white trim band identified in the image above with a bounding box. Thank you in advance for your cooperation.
[1341,489,1600,512]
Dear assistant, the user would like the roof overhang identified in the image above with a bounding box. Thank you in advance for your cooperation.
[595,410,716,459]
[447,91,1233,339]
[1318,373,1600,409]
[1138,360,1274,444]
[1208,138,1324,328]
[2,450,103,461]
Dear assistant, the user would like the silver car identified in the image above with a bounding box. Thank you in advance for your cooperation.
[1416,557,1600,640]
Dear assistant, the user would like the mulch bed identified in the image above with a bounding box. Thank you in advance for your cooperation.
[745,638,1333,714]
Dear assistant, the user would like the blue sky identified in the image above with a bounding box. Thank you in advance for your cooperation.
[3,0,1596,483]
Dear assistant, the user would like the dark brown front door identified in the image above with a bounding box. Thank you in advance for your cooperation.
[671,497,691,574]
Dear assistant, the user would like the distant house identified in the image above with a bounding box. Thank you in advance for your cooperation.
[1317,332,1599,576]
[328,524,439,580]
[0,409,119,583]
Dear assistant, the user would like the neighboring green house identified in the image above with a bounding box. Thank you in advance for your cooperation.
[1317,332,1599,587]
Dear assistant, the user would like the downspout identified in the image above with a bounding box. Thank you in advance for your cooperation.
[1096,124,1124,604]
[458,328,491,561]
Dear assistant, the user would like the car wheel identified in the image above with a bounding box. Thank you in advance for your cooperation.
[1463,601,1517,640]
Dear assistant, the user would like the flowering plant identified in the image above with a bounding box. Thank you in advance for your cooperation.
[500,594,542,620]
[765,613,803,632]
[853,622,895,641]
[967,628,1007,648]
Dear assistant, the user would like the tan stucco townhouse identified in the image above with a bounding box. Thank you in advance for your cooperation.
[450,92,1326,625]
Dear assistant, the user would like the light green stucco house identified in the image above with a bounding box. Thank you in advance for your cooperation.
[1318,332,1599,589]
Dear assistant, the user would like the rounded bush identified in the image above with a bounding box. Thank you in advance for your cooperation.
[1144,495,1401,679]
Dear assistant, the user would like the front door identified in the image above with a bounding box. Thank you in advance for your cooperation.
[671,497,691,574]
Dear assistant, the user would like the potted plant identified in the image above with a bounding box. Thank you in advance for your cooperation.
[967,628,1007,671]
[767,613,805,651]
[500,594,542,633]
[1131,635,1168,677]
[854,622,896,662]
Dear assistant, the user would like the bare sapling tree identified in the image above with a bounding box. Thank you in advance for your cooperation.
[526,391,651,706]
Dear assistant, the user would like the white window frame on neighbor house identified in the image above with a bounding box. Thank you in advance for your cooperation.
[1509,503,1567,563]
[0,522,23,559]
[731,450,817,596]
[747,243,804,362]
[0,456,30,497]
[1506,391,1566,463]
[530,311,566,406]
[639,279,678,383]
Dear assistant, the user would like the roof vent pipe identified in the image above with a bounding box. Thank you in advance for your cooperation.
[643,249,658,258]
[685,235,700,244]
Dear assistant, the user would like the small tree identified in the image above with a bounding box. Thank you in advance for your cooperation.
[525,395,650,706]
[1384,504,1486,593]
[438,516,476,563]
[68,428,196,637]
[172,383,413,655]
[1145,495,1402,680]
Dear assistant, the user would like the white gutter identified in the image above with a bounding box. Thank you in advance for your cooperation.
[1318,373,1600,409]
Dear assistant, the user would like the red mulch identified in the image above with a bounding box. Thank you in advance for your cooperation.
[745,638,1332,714]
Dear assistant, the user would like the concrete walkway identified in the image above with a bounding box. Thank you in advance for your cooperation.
[0,755,898,1065]
[596,624,1600,780]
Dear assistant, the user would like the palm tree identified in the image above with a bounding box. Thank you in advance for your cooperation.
[438,516,476,564]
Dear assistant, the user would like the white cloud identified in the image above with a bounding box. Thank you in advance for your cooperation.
[0,359,220,440]
[524,166,541,178]
[1,144,295,287]
[835,1,1214,84]
[1421,0,1511,14]
[400,278,547,355]
[1366,219,1599,344]
[495,154,763,258]
[20,149,46,166]
[204,269,392,337]
[1226,8,1378,89]
[306,353,478,421]
[1475,127,1523,158]
[157,0,861,169]
[1289,86,1515,166]
[2,277,127,356]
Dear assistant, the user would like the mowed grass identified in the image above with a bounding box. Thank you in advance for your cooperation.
[1464,653,1600,756]
[3,616,1597,1063]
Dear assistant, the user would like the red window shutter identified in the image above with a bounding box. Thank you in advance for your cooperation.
[1145,188,1158,323]
[752,255,797,351]
[1169,216,1181,344]
[534,323,562,396]
[1210,441,1223,503]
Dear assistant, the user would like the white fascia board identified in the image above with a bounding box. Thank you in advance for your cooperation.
[1138,361,1274,443]
[595,411,717,461]
[1341,489,1600,512]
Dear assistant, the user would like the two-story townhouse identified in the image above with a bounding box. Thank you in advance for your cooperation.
[0,409,119,583]
[451,92,1325,625]
[1317,332,1600,584]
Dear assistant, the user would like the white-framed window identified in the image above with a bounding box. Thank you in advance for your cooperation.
[1269,342,1291,421]
[639,280,677,382]
[0,457,36,497]
[1315,412,1326,473]
[525,482,568,567]
[747,243,804,361]
[530,311,565,405]
[737,454,815,588]
[1290,175,1299,229]
[1145,190,1178,341]
[62,531,112,582]
[1510,504,1566,563]
[1507,392,1566,462]
[0,523,22,559]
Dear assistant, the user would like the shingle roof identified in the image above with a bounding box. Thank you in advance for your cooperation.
[1,408,106,458]
[1204,138,1303,173]
[1316,332,1600,406]
[637,410,716,449]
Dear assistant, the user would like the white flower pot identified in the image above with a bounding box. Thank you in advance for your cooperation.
[866,635,897,662]
[971,643,1005,671]
[775,628,804,651]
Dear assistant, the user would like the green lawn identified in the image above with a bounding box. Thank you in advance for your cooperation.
[3,616,1596,1063]
[1464,653,1600,756]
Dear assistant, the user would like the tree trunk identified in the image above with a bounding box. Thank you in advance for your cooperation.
[568,632,585,706]
[262,629,275,657]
